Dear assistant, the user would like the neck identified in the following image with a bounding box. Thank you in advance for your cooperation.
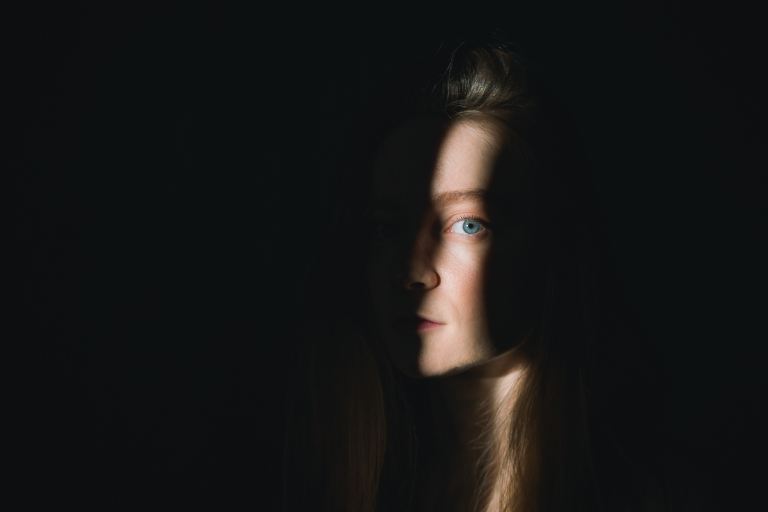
[423,347,529,510]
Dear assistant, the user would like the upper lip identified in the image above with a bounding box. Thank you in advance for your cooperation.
[397,313,444,324]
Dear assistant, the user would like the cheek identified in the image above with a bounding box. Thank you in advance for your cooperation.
[366,252,396,318]
[482,238,537,350]
[366,258,385,303]
[443,248,490,325]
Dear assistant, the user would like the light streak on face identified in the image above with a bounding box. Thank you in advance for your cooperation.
[367,116,536,378]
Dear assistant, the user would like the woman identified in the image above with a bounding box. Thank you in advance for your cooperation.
[282,33,667,512]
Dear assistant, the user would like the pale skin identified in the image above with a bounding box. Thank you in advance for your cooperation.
[367,115,537,510]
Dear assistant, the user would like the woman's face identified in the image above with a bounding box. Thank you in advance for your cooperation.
[366,116,536,378]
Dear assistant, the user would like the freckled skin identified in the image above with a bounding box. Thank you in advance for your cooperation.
[366,116,536,378]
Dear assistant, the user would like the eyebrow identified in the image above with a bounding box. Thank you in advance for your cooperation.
[372,189,489,210]
[431,188,488,206]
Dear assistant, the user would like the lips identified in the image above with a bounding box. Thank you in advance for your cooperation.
[415,318,443,331]
[392,314,445,331]
[416,314,443,324]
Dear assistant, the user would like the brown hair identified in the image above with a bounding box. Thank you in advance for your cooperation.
[282,34,662,512]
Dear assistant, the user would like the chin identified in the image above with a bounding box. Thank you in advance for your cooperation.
[400,356,484,379]
[383,335,497,379]
[390,358,446,379]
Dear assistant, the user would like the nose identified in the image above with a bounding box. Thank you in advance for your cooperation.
[400,261,440,290]
[403,268,439,290]
[397,227,440,291]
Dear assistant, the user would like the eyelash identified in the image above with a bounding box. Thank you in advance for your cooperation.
[369,214,491,241]
[448,215,491,237]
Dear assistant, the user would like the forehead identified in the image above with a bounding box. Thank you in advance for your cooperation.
[370,116,516,209]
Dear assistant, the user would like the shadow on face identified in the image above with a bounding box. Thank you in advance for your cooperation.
[365,114,542,379]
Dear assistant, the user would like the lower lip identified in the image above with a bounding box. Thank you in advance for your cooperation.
[394,318,444,332]
[416,320,443,332]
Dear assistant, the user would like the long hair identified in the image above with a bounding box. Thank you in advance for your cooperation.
[282,33,666,512]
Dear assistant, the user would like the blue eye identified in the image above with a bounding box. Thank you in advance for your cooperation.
[448,217,488,236]
[368,215,489,241]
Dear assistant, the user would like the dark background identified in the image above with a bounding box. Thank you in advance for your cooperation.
[11,2,766,510]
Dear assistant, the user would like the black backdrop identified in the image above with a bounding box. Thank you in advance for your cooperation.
[11,2,766,510]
